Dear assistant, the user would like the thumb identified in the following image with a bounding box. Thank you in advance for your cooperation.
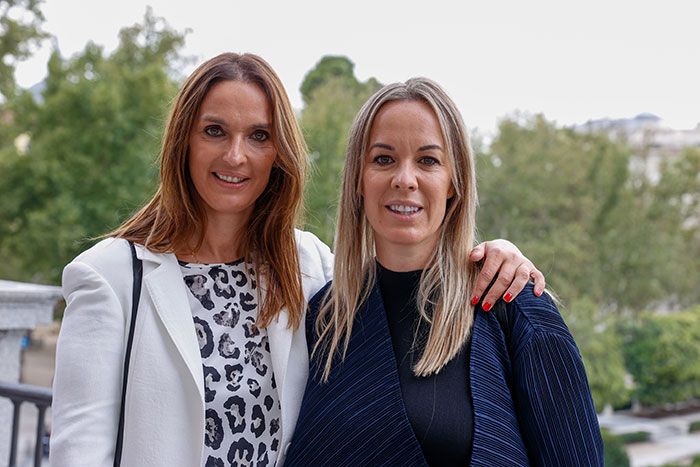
[469,242,487,262]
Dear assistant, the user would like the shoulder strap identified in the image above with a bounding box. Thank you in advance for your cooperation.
[113,241,143,467]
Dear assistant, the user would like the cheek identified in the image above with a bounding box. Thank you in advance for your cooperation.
[361,172,382,203]
[188,142,208,178]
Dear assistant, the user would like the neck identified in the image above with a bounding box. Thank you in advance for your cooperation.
[179,213,248,263]
[374,240,435,272]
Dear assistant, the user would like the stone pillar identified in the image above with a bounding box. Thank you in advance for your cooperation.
[0,280,61,463]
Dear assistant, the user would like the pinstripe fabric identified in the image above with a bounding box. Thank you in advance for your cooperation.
[286,282,427,466]
[285,282,603,466]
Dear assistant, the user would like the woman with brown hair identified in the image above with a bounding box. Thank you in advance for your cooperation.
[286,78,603,466]
[51,54,545,467]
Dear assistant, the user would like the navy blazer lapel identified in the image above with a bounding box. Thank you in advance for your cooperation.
[287,281,427,466]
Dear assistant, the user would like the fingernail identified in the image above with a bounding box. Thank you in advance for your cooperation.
[471,296,479,306]
[535,288,543,297]
[482,302,492,312]
[504,293,513,302]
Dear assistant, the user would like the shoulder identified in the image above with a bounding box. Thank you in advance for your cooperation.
[508,283,570,335]
[65,237,132,279]
[62,237,165,301]
[492,283,576,360]
[308,281,333,315]
[295,229,334,282]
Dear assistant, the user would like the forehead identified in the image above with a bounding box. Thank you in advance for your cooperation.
[369,99,443,143]
[198,80,271,119]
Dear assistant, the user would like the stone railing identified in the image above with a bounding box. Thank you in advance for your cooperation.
[0,280,61,464]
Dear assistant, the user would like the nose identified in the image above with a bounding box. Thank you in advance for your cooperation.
[223,136,245,165]
[392,162,417,191]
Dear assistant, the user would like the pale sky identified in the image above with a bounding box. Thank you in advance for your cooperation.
[15,0,700,133]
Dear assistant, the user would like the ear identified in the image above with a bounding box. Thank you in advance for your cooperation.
[448,183,456,199]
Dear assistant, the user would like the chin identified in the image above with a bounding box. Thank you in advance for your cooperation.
[378,231,433,248]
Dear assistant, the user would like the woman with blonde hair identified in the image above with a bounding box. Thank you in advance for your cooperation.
[286,78,603,466]
[51,53,544,467]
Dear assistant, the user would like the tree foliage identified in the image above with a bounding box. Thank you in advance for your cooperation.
[0,10,185,283]
[621,306,700,406]
[601,429,631,467]
[477,114,699,311]
[300,56,380,245]
[562,298,629,411]
[0,0,47,99]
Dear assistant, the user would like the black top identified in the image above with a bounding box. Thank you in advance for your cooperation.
[377,262,473,467]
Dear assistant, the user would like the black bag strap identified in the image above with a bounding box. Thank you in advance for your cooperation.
[114,241,143,467]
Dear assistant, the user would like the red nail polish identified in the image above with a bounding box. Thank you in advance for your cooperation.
[482,302,492,312]
[535,289,543,297]
[471,296,479,306]
[504,293,513,302]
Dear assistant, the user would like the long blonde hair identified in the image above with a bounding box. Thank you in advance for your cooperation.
[111,53,307,328]
[314,77,480,379]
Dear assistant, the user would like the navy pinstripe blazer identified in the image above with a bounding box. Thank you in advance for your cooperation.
[285,282,604,466]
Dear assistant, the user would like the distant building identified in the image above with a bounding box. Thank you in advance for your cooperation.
[575,114,700,183]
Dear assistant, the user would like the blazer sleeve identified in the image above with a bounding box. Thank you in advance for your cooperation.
[50,260,126,467]
[512,320,604,465]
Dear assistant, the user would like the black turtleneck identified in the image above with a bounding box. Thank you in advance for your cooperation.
[377,262,473,467]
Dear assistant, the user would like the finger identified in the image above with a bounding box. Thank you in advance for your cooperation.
[530,267,546,296]
[500,263,532,303]
[481,260,521,312]
[470,249,505,309]
[469,242,486,262]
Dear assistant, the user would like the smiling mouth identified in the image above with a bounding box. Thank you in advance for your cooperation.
[214,172,248,184]
[387,204,422,215]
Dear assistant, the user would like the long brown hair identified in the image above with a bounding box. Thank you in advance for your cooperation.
[314,78,479,379]
[112,53,307,328]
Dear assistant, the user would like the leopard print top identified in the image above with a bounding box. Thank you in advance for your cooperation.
[180,259,281,467]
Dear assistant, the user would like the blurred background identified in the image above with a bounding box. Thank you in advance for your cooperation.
[0,0,698,465]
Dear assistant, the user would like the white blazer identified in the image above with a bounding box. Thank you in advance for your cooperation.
[50,230,334,467]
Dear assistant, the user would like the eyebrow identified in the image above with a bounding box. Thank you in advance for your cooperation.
[369,143,444,152]
[418,144,443,151]
[369,143,394,151]
[200,114,271,129]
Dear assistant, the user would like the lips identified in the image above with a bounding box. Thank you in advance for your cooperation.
[385,201,423,216]
[214,172,248,184]
[388,204,421,214]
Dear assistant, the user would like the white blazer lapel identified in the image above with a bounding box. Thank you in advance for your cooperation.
[136,246,205,401]
[266,299,309,456]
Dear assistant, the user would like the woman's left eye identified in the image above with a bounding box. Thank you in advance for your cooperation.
[251,130,270,142]
[419,156,440,166]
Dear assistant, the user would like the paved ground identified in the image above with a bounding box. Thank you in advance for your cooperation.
[599,410,700,466]
[10,323,700,467]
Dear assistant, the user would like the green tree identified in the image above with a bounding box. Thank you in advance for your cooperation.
[622,306,700,406]
[476,114,693,311]
[300,56,380,245]
[601,429,631,467]
[0,0,48,99]
[563,298,629,411]
[0,9,185,283]
[647,147,700,307]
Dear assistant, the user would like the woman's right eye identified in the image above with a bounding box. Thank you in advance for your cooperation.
[373,155,393,165]
[204,125,224,137]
